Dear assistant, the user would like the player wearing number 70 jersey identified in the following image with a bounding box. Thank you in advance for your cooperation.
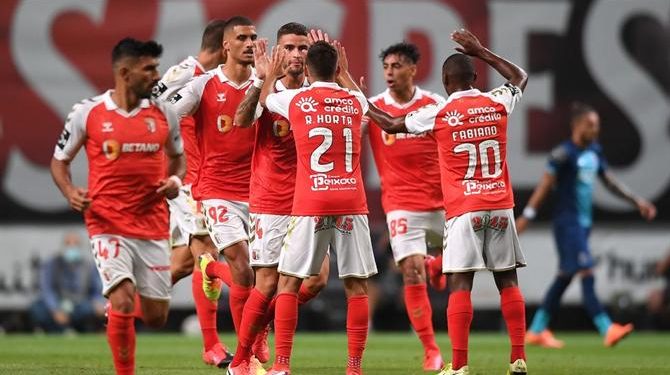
[367,29,529,375]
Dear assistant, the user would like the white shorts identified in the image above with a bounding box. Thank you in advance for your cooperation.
[386,209,444,263]
[443,208,526,273]
[201,199,250,251]
[249,213,290,267]
[279,215,378,279]
[168,184,208,248]
[90,235,172,300]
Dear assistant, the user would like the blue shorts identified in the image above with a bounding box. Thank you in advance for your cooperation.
[553,222,593,274]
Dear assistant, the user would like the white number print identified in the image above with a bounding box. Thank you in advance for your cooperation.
[454,140,502,179]
[309,127,354,173]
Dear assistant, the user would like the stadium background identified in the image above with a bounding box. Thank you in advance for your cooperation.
[0,0,668,333]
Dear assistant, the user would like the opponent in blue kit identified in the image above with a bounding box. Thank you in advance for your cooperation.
[516,102,656,348]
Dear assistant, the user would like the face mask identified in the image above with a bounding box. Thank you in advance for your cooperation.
[63,246,82,263]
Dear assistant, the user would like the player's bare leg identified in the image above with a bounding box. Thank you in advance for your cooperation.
[217,241,254,335]
[301,253,330,302]
[493,269,527,374]
[398,254,443,370]
[170,244,194,285]
[190,234,233,368]
[342,277,370,375]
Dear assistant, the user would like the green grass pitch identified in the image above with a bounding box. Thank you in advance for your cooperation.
[1,332,669,374]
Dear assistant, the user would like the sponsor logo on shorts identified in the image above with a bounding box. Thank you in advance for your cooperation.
[471,214,509,232]
[313,216,353,234]
[310,174,357,191]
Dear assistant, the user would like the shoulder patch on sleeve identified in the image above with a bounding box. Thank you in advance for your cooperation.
[550,144,569,162]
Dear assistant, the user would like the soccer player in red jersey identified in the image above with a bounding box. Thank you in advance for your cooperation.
[50,38,186,375]
[367,29,529,375]
[170,15,257,354]
[367,42,446,371]
[153,19,235,367]
[259,40,377,375]
[226,23,331,374]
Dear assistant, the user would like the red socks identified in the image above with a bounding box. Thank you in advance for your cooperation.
[273,292,299,368]
[346,295,369,370]
[204,260,232,287]
[501,286,526,362]
[230,289,269,366]
[191,271,219,350]
[229,284,252,333]
[447,291,472,370]
[404,284,439,353]
[107,310,135,375]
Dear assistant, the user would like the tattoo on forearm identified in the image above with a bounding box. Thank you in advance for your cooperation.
[236,86,261,125]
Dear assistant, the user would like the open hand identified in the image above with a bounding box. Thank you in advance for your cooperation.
[450,28,486,57]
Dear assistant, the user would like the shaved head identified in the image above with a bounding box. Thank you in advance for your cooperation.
[442,53,476,87]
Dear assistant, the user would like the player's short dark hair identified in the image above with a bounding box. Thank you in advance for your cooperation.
[569,102,597,125]
[200,19,227,52]
[442,53,475,85]
[223,16,254,37]
[306,41,338,79]
[276,22,308,42]
[379,42,420,64]
[111,37,163,65]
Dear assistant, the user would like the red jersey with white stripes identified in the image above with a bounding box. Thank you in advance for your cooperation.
[249,79,307,215]
[171,65,257,201]
[266,81,369,216]
[153,56,205,185]
[404,84,522,219]
[368,87,444,213]
[53,90,184,239]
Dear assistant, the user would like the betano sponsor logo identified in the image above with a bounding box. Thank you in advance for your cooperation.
[310,173,357,191]
[102,140,160,161]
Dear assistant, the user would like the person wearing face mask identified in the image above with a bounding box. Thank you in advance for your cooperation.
[30,231,106,333]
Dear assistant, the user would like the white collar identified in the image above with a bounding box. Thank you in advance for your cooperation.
[103,90,150,117]
[214,65,256,89]
[381,86,423,109]
[275,77,310,92]
[446,88,481,103]
[309,81,341,88]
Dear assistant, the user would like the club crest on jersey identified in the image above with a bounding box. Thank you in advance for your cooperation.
[216,93,227,103]
[101,121,114,132]
[443,110,464,127]
[144,117,156,133]
[382,131,396,146]
[273,119,290,137]
[296,97,318,113]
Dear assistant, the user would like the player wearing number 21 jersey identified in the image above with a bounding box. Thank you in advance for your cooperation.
[367,29,529,375]
[262,41,377,375]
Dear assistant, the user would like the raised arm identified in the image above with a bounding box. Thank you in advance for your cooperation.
[515,172,556,234]
[451,29,528,91]
[235,39,269,127]
[258,46,287,108]
[599,171,657,221]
